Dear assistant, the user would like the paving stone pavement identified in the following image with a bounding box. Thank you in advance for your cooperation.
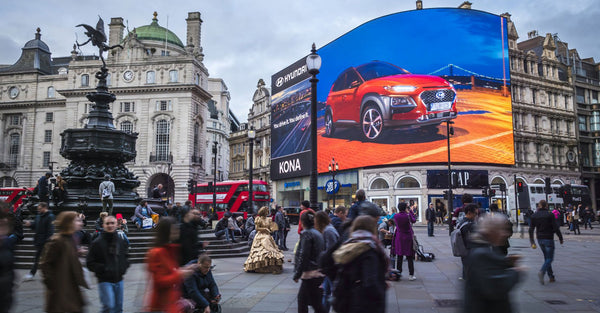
[10,222,600,312]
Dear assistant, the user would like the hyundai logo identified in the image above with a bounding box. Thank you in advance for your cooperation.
[276,77,284,88]
[435,91,445,100]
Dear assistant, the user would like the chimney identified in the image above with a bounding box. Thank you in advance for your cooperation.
[458,1,472,9]
[108,17,125,48]
[528,30,539,39]
[186,12,203,56]
[416,0,423,10]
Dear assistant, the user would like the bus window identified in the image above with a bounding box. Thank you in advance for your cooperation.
[535,187,544,194]
[530,187,536,194]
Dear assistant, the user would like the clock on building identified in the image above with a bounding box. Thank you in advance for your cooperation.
[123,70,134,82]
[8,86,19,99]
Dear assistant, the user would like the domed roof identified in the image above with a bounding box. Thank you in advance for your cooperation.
[24,28,50,53]
[125,12,184,48]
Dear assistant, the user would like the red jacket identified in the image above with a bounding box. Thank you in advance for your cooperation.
[145,244,183,313]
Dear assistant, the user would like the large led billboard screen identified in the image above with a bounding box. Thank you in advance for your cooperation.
[271,8,513,180]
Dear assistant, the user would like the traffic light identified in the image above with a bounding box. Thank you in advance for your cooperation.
[489,188,496,197]
[562,184,572,204]
[499,184,506,192]
[517,181,524,193]
[443,190,449,200]
[187,179,196,193]
[544,177,552,194]
[482,188,488,197]
[208,181,214,192]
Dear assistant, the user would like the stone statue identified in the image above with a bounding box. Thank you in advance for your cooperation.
[76,16,123,68]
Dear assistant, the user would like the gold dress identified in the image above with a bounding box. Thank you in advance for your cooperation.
[243,216,284,273]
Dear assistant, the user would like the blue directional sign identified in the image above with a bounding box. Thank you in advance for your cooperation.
[325,179,340,194]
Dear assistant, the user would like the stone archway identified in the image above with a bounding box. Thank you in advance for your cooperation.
[147,173,175,201]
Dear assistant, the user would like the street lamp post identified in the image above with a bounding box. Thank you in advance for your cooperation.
[328,157,339,208]
[248,127,256,214]
[446,120,454,235]
[212,141,218,211]
[307,43,322,212]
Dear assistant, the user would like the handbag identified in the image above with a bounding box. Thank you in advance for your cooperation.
[142,218,153,229]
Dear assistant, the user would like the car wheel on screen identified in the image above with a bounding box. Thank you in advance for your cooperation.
[324,111,335,137]
[362,105,384,141]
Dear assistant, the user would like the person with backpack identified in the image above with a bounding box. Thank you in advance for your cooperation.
[529,200,563,285]
[99,174,115,216]
[452,203,477,280]
[453,193,473,227]
[331,215,388,313]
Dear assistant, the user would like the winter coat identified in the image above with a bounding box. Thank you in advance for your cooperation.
[40,234,88,313]
[393,211,416,256]
[145,244,184,313]
[179,220,203,266]
[0,236,15,312]
[183,260,220,311]
[332,230,387,313]
[30,211,55,247]
[464,237,520,313]
[86,231,130,283]
[529,209,563,243]
[245,216,255,234]
[274,211,285,229]
[293,227,324,280]
[322,224,340,251]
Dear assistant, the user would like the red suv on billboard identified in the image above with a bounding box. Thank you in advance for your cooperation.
[324,61,457,141]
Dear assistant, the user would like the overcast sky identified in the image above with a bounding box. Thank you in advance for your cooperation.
[1,0,598,121]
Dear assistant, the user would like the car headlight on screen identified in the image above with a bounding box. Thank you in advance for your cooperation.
[384,85,417,93]
[390,96,415,106]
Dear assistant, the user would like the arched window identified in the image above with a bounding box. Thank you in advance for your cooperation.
[47,86,55,98]
[0,176,18,187]
[193,122,200,158]
[9,133,20,167]
[169,70,178,82]
[370,178,389,190]
[396,176,420,188]
[81,74,89,87]
[146,71,155,84]
[533,178,545,184]
[155,120,170,161]
[120,121,133,134]
[491,177,505,185]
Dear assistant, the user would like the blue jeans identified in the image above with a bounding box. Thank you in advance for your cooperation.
[322,277,332,312]
[427,221,434,236]
[98,281,124,313]
[538,239,555,277]
[215,229,235,242]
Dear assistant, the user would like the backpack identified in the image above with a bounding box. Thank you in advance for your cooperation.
[331,259,358,313]
[101,184,111,198]
[450,222,468,257]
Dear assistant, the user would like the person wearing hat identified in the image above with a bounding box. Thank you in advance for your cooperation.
[99,174,116,215]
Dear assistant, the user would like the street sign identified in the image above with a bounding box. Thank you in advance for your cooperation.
[325,179,340,194]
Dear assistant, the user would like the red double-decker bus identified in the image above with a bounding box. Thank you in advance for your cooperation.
[0,187,33,212]
[189,180,270,218]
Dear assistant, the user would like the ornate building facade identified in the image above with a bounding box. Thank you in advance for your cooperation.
[0,12,232,203]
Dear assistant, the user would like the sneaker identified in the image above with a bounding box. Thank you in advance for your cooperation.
[549,276,556,283]
[22,274,34,282]
[409,275,416,281]
[538,272,545,285]
[458,276,463,281]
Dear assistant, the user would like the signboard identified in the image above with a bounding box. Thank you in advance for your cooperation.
[325,179,340,194]
[427,170,489,189]
[270,8,513,180]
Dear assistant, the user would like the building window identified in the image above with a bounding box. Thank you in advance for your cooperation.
[155,119,170,161]
[8,115,20,126]
[531,89,537,104]
[594,142,600,166]
[81,74,89,87]
[370,178,389,190]
[579,116,588,131]
[120,102,135,112]
[47,86,55,98]
[146,71,155,84]
[396,176,420,188]
[576,87,585,104]
[106,73,111,86]
[42,151,51,168]
[161,50,170,56]
[120,121,133,134]
[169,70,178,82]
[194,123,200,157]
[593,91,599,104]
[156,100,172,111]
[0,176,18,187]
[195,73,200,85]
[44,130,52,143]
[9,133,20,167]
[45,112,53,122]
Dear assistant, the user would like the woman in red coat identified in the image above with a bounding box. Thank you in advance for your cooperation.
[145,217,197,313]
[393,202,417,281]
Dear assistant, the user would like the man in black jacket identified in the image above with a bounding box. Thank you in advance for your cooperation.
[214,213,236,243]
[87,215,130,313]
[426,202,436,237]
[180,208,207,266]
[529,200,563,284]
[183,254,221,313]
[23,202,54,281]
